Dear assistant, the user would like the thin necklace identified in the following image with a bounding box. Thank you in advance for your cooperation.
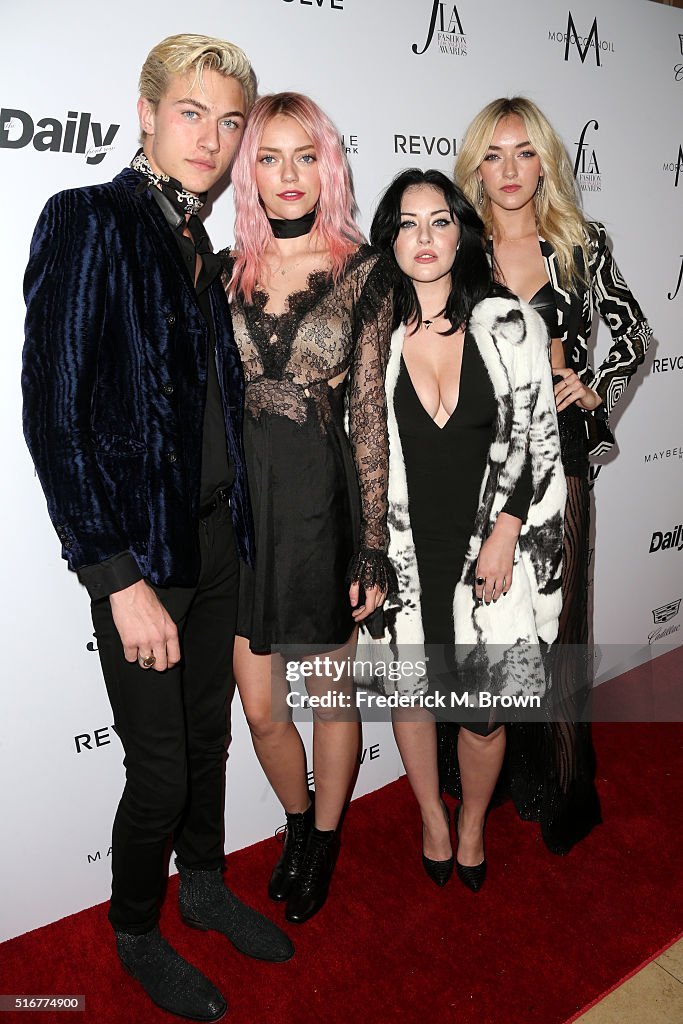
[421,312,445,330]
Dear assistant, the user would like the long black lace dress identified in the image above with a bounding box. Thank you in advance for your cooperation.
[439,282,602,853]
[224,246,394,654]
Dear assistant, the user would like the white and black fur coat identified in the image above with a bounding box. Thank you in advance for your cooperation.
[379,296,567,698]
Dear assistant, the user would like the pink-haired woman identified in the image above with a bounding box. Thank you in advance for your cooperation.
[224,93,395,924]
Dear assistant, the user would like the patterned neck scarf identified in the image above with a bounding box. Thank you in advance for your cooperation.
[131,148,206,216]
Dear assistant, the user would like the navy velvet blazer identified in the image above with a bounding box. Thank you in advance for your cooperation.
[22,167,254,587]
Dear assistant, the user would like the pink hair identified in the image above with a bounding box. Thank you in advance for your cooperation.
[230,92,364,304]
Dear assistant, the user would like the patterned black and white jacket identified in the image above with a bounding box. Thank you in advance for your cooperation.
[379,297,567,698]
[490,222,652,458]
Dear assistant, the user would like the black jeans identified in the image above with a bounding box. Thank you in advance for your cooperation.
[91,502,238,934]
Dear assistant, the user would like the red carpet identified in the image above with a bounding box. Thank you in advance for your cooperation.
[1,719,682,1024]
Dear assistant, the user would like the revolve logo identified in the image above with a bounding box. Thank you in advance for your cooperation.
[651,354,683,374]
[412,1,467,57]
[574,119,601,192]
[649,525,683,554]
[548,12,614,66]
[0,107,120,165]
[75,726,115,753]
[281,0,344,8]
[394,134,457,157]
[649,598,681,644]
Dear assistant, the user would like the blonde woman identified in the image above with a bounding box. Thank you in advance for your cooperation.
[453,96,652,853]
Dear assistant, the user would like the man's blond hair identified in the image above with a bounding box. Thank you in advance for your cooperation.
[139,33,256,137]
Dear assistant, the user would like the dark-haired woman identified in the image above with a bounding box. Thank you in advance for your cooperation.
[370,169,566,890]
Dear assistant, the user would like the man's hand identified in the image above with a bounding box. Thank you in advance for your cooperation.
[109,580,180,672]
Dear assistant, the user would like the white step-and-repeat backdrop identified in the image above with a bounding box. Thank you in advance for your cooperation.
[1,0,681,941]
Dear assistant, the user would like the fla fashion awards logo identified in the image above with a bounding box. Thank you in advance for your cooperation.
[668,256,683,301]
[574,119,601,192]
[0,106,119,165]
[650,598,681,644]
[549,11,614,65]
[412,2,467,56]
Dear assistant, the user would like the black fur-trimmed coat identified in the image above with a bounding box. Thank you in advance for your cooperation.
[381,297,567,698]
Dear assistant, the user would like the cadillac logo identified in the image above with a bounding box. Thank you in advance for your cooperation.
[652,599,681,624]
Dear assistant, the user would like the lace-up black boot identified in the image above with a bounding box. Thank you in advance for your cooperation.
[284,826,338,924]
[177,862,294,962]
[268,793,315,902]
[116,926,226,1021]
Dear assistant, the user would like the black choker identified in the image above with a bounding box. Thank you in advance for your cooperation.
[268,210,316,239]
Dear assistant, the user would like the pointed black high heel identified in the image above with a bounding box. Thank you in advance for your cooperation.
[454,803,487,892]
[422,800,454,887]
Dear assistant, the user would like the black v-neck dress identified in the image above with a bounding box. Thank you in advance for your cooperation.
[394,333,532,734]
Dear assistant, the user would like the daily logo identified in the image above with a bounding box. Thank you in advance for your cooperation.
[412,2,467,57]
[574,119,601,192]
[649,524,683,554]
[0,107,120,165]
[549,11,615,65]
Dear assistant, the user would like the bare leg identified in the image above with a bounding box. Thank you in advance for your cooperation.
[305,632,360,831]
[234,636,310,814]
[457,725,506,866]
[392,708,452,861]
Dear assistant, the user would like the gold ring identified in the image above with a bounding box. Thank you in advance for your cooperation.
[139,653,156,669]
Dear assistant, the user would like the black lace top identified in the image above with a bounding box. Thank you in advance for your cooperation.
[223,245,397,593]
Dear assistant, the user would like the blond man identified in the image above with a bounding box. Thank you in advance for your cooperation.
[23,35,293,1021]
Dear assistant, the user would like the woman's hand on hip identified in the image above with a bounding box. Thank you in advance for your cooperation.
[553,367,602,412]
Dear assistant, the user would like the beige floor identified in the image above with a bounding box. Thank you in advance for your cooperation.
[574,935,683,1024]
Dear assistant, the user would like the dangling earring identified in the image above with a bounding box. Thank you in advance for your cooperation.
[477,178,485,206]
[535,175,545,200]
